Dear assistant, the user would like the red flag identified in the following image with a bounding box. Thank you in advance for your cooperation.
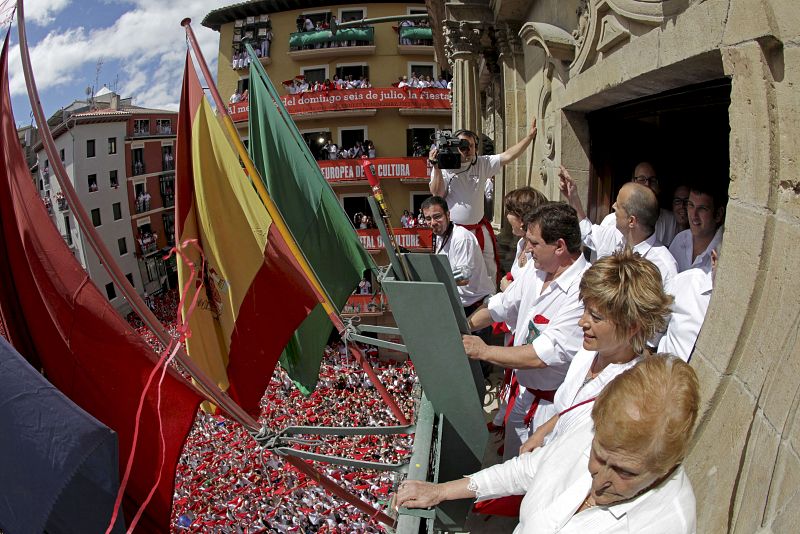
[175,51,318,416]
[0,35,202,531]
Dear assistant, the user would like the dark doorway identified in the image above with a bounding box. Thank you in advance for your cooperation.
[586,78,731,223]
[340,129,365,151]
[302,131,329,160]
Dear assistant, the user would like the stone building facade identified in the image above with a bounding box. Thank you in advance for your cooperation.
[429,0,800,531]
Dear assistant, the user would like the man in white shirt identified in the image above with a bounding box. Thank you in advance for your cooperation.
[560,166,677,286]
[669,184,725,273]
[463,202,589,458]
[598,161,678,246]
[429,119,538,285]
[421,196,494,313]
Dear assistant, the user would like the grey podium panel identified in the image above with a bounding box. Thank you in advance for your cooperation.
[381,279,488,465]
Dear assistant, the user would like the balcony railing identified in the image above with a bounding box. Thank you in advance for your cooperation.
[132,161,145,176]
[398,26,433,45]
[135,198,151,214]
[156,124,173,135]
[162,192,174,209]
[289,27,374,51]
[132,126,150,137]
[138,234,158,255]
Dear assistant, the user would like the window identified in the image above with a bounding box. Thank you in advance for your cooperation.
[156,119,172,135]
[133,119,150,136]
[113,202,122,220]
[105,282,116,301]
[236,78,250,94]
[340,8,364,21]
[407,127,435,156]
[110,170,119,188]
[335,65,369,81]
[301,130,331,161]
[118,237,128,255]
[162,212,175,247]
[160,174,175,208]
[63,215,72,246]
[86,139,96,158]
[59,148,64,161]
[302,67,327,84]
[162,145,174,170]
[108,137,117,154]
[88,174,98,192]
[144,256,163,282]
[410,64,434,80]
[91,208,102,227]
[132,148,144,175]
[125,273,134,287]
[339,127,365,151]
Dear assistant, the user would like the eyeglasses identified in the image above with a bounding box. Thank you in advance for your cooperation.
[672,197,689,206]
[423,212,445,222]
[634,175,659,186]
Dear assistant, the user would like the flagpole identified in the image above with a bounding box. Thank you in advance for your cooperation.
[16,2,260,433]
[181,19,409,426]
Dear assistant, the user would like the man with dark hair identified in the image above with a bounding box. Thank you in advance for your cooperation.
[668,184,725,273]
[464,202,590,458]
[428,119,538,284]
[598,161,679,246]
[421,196,494,313]
[560,166,677,286]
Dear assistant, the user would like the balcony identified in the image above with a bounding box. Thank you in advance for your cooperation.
[135,198,151,214]
[288,27,375,59]
[229,87,451,123]
[132,126,150,137]
[132,161,145,176]
[138,233,159,255]
[342,292,388,317]
[56,196,69,212]
[397,26,434,55]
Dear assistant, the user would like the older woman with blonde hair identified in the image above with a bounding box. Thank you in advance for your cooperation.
[396,355,700,533]
[519,248,673,453]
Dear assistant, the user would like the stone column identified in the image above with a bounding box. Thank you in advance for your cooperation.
[496,23,527,190]
[444,21,482,134]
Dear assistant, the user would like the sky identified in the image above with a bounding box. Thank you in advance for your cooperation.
[6,0,223,127]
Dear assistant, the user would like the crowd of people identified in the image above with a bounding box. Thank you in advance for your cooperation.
[399,209,428,229]
[316,139,375,161]
[395,73,450,89]
[124,290,418,532]
[284,75,373,94]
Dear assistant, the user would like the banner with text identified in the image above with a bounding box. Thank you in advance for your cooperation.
[228,88,451,121]
[319,157,429,183]
[357,228,432,251]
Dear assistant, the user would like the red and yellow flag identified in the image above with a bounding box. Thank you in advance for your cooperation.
[175,52,318,416]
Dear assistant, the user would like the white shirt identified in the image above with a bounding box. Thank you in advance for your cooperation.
[580,220,677,286]
[657,268,713,361]
[487,256,590,391]
[432,154,502,225]
[668,226,723,273]
[469,418,697,534]
[436,223,495,307]
[509,237,530,282]
[544,349,642,446]
[601,208,678,247]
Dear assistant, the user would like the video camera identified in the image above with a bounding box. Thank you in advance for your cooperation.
[434,130,469,169]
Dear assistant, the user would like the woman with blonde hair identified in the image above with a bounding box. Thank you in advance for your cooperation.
[520,248,673,453]
[396,355,700,533]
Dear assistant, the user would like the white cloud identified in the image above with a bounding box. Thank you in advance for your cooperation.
[23,0,72,26]
[9,0,221,111]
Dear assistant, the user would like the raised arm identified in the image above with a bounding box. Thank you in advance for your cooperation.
[558,165,587,221]
[498,118,537,165]
[428,145,446,197]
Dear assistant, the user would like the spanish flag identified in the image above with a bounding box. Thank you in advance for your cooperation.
[175,52,318,417]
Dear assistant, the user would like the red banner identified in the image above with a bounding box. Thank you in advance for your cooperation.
[319,157,429,183]
[357,228,432,251]
[228,87,451,122]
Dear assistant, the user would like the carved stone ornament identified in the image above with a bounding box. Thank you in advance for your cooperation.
[537,62,557,185]
[519,22,577,62]
[444,20,483,64]
[570,0,691,75]
[495,23,524,59]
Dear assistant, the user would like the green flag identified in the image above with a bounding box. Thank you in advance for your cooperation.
[246,44,376,394]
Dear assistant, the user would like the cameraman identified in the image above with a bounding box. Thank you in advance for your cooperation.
[429,119,538,285]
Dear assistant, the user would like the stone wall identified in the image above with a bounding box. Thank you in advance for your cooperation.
[516,1,800,531]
